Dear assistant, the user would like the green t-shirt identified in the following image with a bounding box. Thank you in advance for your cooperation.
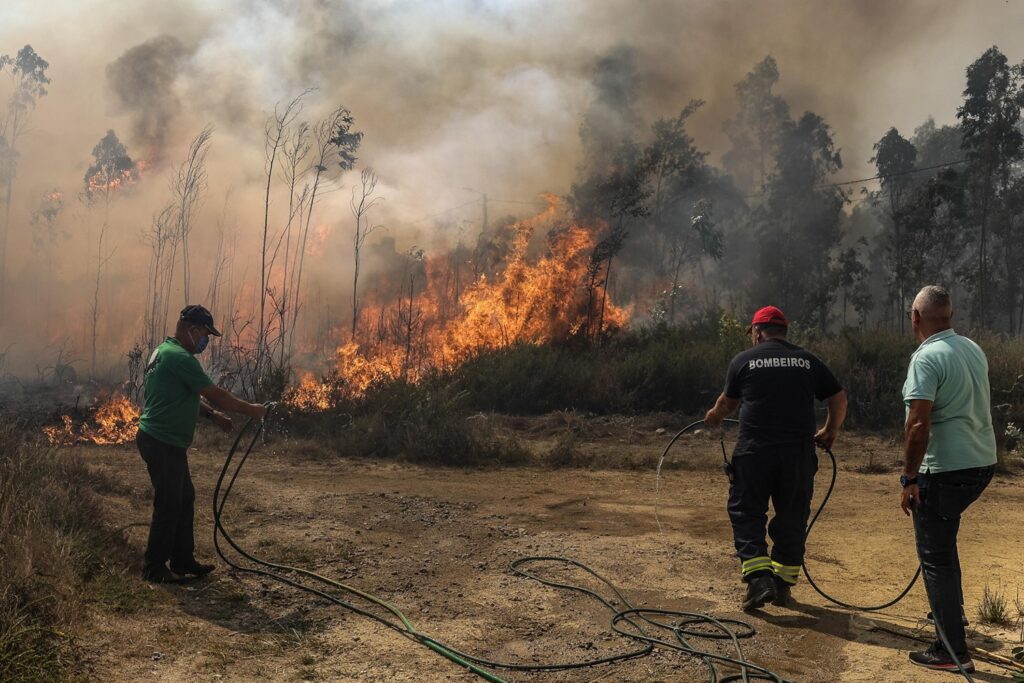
[138,337,214,448]
[902,329,997,473]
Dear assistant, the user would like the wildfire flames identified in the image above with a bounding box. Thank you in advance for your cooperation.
[285,196,628,410]
[285,373,338,412]
[44,392,140,446]
[85,159,148,196]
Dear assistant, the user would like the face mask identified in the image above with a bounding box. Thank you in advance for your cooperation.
[189,328,210,354]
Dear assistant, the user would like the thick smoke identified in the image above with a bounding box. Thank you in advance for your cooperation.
[0,0,1023,375]
[105,35,192,162]
[578,45,641,171]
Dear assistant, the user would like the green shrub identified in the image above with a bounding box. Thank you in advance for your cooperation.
[447,322,746,416]
[287,323,1024,456]
[446,325,1024,430]
[282,382,530,467]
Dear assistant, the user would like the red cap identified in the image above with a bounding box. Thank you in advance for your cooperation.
[746,305,789,333]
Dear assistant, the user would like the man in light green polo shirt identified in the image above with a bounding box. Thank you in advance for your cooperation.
[137,305,268,583]
[899,285,996,674]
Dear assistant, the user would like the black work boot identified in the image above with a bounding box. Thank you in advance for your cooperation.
[142,563,179,584]
[170,560,215,577]
[742,571,777,611]
[771,574,792,607]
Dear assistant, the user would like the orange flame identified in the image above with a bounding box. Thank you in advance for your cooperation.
[284,373,336,412]
[86,159,148,196]
[43,392,140,445]
[286,196,629,410]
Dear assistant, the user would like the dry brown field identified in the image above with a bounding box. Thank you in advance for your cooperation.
[77,421,1023,683]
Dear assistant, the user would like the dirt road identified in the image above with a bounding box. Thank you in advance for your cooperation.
[80,427,1023,682]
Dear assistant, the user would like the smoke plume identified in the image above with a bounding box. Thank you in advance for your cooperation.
[105,35,192,162]
[0,0,1022,376]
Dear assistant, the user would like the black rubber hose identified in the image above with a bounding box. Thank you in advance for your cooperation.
[659,418,972,682]
[804,446,972,681]
[801,445,922,611]
[212,412,792,682]
[657,419,922,610]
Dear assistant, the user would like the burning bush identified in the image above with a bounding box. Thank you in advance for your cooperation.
[292,318,1024,436]
[43,392,140,446]
[286,197,628,410]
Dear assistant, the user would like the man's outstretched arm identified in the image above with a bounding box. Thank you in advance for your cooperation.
[200,385,268,418]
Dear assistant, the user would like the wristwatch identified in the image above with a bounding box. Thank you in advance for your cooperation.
[899,474,918,488]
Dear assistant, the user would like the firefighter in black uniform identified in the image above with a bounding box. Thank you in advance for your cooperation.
[704,306,848,610]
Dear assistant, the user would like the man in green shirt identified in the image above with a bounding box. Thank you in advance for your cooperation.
[900,286,996,674]
[138,305,267,583]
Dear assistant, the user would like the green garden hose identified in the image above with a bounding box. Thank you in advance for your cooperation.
[213,410,791,682]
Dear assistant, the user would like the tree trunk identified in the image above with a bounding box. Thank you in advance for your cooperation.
[978,164,994,329]
[290,167,324,355]
[256,145,280,395]
[597,256,612,340]
[0,180,12,317]
[351,239,361,340]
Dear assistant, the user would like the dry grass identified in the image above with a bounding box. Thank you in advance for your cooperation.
[978,583,1014,627]
[1015,589,1024,643]
[0,419,146,681]
[851,448,895,474]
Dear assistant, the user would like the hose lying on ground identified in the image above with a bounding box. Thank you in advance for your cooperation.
[656,419,980,682]
[212,410,792,683]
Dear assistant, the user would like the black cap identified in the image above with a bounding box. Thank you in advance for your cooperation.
[180,305,222,336]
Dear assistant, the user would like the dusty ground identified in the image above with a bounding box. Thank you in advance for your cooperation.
[74,418,1023,683]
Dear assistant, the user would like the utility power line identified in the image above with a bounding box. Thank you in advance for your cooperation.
[742,159,968,199]
[408,159,969,223]
[408,196,548,225]
[408,199,482,225]
[487,198,550,206]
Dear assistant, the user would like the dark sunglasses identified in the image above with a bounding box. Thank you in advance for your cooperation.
[905,309,916,321]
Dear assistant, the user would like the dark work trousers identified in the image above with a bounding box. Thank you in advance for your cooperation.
[137,429,196,571]
[913,465,994,656]
[727,442,817,580]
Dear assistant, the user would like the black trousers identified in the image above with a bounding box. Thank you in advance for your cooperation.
[137,429,196,571]
[727,442,817,581]
[913,465,994,656]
